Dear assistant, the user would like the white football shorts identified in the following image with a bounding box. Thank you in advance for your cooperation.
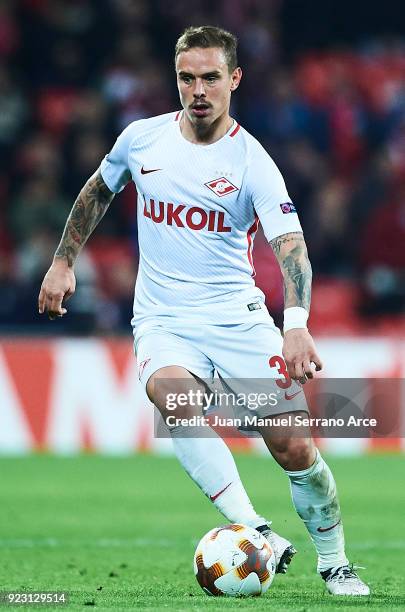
[133,300,308,425]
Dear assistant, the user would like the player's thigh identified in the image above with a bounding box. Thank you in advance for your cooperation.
[212,320,308,416]
[211,319,287,378]
[135,323,213,416]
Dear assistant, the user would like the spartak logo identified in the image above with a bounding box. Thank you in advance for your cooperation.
[205,177,239,197]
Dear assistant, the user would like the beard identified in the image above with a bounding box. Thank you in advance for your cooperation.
[191,113,223,142]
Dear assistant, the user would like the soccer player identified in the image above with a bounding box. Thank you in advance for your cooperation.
[38,26,369,596]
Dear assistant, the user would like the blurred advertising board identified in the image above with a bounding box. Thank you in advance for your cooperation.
[0,338,404,455]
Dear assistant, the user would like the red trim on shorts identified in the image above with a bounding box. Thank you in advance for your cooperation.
[229,123,240,137]
[247,215,259,276]
[175,110,181,121]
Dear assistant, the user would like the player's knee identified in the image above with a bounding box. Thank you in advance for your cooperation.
[146,371,172,411]
[146,366,205,421]
[147,366,185,405]
[273,438,316,471]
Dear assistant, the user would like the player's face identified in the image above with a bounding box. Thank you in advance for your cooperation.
[176,47,242,127]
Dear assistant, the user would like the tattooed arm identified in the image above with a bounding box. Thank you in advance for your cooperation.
[270,231,312,311]
[54,170,114,266]
[270,231,322,382]
[38,171,115,319]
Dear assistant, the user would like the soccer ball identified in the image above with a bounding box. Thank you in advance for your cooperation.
[194,524,276,597]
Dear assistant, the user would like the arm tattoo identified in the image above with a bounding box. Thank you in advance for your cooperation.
[270,231,312,311]
[54,171,115,267]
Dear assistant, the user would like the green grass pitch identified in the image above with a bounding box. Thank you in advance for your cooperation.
[0,453,404,610]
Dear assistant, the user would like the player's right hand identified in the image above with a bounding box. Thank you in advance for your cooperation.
[38,259,76,320]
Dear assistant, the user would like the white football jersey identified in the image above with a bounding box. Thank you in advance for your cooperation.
[99,111,302,326]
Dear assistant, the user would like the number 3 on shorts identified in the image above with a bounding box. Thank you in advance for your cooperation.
[269,355,291,389]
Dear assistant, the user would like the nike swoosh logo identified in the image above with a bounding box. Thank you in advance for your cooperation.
[285,390,302,400]
[141,166,162,174]
[317,519,341,533]
[209,482,232,502]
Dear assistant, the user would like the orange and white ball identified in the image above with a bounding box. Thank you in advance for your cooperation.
[194,524,276,597]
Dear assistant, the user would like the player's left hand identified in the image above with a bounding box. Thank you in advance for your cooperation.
[282,328,323,384]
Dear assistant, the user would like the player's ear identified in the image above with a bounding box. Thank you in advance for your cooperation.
[230,67,242,91]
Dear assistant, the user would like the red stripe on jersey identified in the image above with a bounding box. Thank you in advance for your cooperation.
[175,110,181,121]
[247,215,259,276]
[229,123,240,137]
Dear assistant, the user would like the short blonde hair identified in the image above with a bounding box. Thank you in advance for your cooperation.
[175,25,238,72]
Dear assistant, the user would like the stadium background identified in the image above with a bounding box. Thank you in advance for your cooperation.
[1,2,405,609]
[0,0,404,455]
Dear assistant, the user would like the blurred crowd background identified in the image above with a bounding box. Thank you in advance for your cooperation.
[0,0,404,335]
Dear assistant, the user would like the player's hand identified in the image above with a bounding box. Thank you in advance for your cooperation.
[38,259,76,320]
[282,328,323,384]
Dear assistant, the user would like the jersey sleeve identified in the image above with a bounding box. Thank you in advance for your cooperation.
[99,123,135,193]
[247,144,302,241]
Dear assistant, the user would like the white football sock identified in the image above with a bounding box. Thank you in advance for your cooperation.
[285,449,349,572]
[170,425,266,528]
